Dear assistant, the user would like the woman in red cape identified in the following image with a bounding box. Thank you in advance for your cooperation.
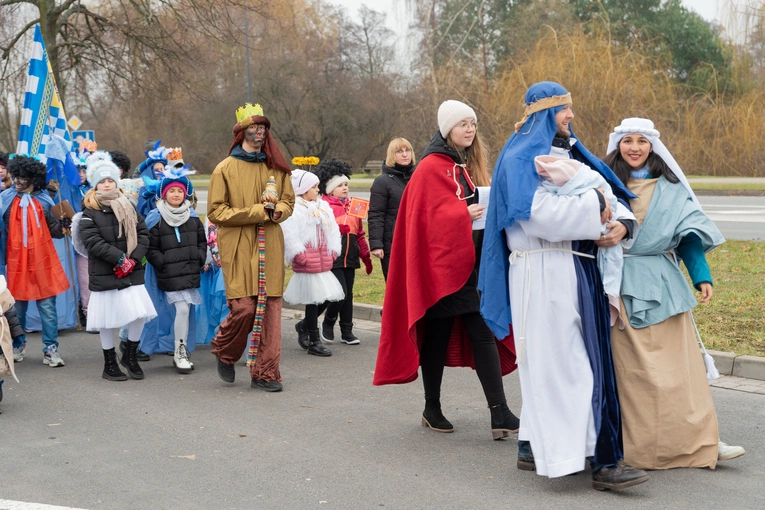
[373,100,518,440]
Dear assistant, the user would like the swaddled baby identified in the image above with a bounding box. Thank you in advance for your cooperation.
[534,156,623,320]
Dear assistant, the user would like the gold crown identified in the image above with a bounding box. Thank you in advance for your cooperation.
[80,140,98,152]
[167,147,183,161]
[236,103,264,123]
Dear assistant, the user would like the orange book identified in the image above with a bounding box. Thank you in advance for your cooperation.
[348,197,370,219]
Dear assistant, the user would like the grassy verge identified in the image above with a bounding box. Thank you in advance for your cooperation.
[692,240,765,357]
[284,240,765,357]
[690,182,765,191]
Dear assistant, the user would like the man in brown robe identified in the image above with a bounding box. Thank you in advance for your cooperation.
[208,103,295,392]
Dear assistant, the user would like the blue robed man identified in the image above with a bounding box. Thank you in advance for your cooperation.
[479,81,649,491]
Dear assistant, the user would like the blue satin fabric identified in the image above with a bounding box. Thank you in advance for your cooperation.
[572,240,623,468]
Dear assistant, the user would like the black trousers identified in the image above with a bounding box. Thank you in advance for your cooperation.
[420,312,506,408]
[323,267,356,324]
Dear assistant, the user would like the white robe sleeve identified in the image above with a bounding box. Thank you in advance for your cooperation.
[519,186,603,242]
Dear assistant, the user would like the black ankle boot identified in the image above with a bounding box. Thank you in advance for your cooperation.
[120,341,144,380]
[295,320,309,350]
[489,402,520,440]
[422,406,454,433]
[102,348,127,381]
[307,329,332,357]
[321,316,336,343]
[120,340,150,361]
[339,322,359,345]
[517,440,535,471]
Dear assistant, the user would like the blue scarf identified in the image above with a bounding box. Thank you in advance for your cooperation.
[0,188,55,248]
[230,145,267,163]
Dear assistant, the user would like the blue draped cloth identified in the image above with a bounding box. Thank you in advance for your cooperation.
[572,240,623,467]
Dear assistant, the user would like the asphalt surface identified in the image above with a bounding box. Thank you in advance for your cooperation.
[195,191,765,241]
[2,322,763,509]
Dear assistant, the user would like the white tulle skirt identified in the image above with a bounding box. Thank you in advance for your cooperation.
[283,271,345,305]
[86,285,158,331]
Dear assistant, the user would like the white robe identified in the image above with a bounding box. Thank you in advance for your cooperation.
[506,185,635,478]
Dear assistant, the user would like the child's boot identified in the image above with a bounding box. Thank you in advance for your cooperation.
[321,315,337,343]
[173,338,193,374]
[340,322,360,345]
[102,348,127,381]
[307,329,332,357]
[120,340,145,380]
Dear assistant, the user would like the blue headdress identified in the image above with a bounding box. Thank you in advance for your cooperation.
[478,81,636,339]
[156,164,196,199]
[138,140,171,179]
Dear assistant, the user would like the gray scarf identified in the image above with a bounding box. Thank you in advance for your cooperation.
[157,199,191,227]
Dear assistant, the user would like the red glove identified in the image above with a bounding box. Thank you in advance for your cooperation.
[339,224,351,235]
[363,256,373,275]
[114,257,136,278]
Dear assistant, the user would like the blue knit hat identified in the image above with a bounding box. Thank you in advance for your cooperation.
[157,164,196,199]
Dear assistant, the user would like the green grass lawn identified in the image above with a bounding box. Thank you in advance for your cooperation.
[284,240,765,357]
[691,240,765,357]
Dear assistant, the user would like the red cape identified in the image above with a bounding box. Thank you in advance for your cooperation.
[373,154,516,386]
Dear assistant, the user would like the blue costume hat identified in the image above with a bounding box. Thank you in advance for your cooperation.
[156,164,195,200]
[478,81,637,339]
[137,140,171,179]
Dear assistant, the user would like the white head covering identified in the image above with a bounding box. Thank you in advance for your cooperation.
[291,169,320,196]
[438,100,477,138]
[607,118,699,206]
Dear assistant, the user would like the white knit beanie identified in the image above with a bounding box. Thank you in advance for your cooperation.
[291,169,320,196]
[438,100,477,138]
[85,151,121,188]
[324,174,350,195]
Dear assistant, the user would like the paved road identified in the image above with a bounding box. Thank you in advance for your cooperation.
[2,320,763,509]
[195,191,765,240]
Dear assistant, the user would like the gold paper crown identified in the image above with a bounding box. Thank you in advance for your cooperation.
[167,147,183,161]
[80,140,98,152]
[236,103,264,123]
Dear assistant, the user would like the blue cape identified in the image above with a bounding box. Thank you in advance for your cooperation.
[478,81,636,339]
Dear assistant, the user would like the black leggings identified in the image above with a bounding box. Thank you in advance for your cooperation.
[321,267,355,324]
[420,312,506,408]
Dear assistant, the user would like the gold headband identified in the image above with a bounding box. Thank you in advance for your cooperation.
[514,93,573,132]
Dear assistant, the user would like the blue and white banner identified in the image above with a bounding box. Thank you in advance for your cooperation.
[16,24,71,162]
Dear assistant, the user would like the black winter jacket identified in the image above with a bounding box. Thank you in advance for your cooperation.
[146,216,207,292]
[79,207,149,292]
[368,163,413,253]
[4,303,25,340]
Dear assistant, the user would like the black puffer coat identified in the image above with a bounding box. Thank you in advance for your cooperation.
[146,216,207,291]
[80,207,149,292]
[368,162,413,278]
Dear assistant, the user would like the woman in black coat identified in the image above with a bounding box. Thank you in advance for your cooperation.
[368,138,415,280]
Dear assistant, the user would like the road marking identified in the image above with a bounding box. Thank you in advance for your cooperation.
[0,500,88,510]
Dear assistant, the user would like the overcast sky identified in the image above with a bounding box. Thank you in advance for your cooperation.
[328,0,722,28]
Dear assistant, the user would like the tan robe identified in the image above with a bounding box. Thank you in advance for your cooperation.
[207,157,295,299]
[611,178,718,470]
[0,287,19,383]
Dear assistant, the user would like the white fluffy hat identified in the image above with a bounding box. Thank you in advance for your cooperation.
[85,151,121,188]
[438,100,477,138]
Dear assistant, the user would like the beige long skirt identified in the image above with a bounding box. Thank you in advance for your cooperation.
[611,304,718,470]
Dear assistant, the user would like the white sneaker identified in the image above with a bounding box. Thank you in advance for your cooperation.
[718,441,745,461]
[13,343,26,363]
[43,345,65,367]
[173,339,193,374]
